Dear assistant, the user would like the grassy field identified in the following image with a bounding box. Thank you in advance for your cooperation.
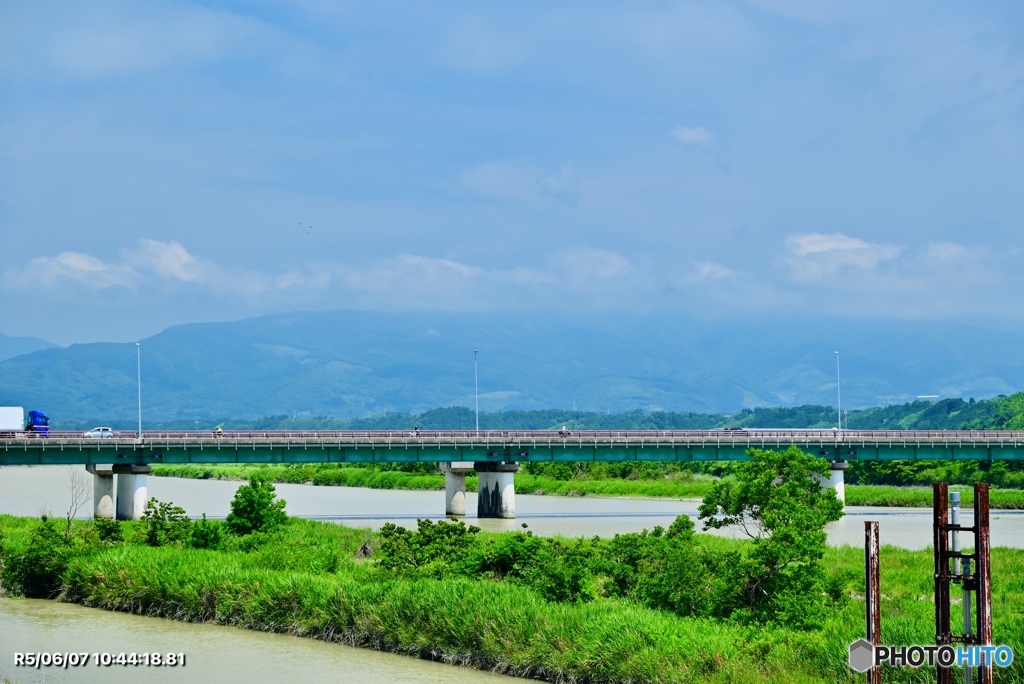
[844,484,1024,509]
[152,463,1024,509]
[0,514,1021,684]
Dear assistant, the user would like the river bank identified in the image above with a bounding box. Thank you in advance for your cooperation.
[1,513,1022,684]
[152,463,1024,509]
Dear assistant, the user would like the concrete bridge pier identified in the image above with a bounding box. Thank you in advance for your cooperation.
[818,460,848,504]
[440,461,475,516]
[86,464,115,519]
[476,462,518,519]
[114,465,152,520]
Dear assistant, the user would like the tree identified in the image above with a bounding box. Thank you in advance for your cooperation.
[698,445,844,628]
[225,476,287,536]
[992,392,1024,429]
[139,498,192,547]
[64,469,89,539]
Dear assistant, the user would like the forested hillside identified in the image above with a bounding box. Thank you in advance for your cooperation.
[65,395,999,432]
[6,310,1024,423]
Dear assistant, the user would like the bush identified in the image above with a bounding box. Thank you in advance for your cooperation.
[94,518,124,544]
[225,477,288,536]
[376,518,480,577]
[0,518,72,598]
[139,498,192,547]
[190,514,223,550]
[471,532,595,603]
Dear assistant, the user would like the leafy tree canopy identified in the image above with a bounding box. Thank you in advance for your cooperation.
[225,477,288,536]
[990,392,1024,430]
[698,446,844,627]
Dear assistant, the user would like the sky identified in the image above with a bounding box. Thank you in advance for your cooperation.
[2,1,1023,346]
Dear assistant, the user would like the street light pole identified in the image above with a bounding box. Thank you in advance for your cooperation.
[474,349,479,432]
[137,342,143,438]
[835,351,841,432]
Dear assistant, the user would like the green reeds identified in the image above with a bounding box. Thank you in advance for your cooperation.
[845,485,1024,509]
[59,546,834,683]
[3,515,1023,683]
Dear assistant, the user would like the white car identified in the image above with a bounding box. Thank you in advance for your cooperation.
[84,427,115,438]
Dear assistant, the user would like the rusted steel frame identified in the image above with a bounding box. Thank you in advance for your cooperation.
[975,483,993,684]
[865,521,882,684]
[933,483,952,684]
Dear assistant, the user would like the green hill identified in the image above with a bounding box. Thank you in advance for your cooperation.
[3,309,1024,424]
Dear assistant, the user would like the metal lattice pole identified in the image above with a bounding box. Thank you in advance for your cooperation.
[865,521,881,684]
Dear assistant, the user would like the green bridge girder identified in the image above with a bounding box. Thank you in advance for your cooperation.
[2,429,1024,467]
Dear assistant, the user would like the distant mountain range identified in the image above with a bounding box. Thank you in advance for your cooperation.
[1,309,1023,425]
[0,331,58,362]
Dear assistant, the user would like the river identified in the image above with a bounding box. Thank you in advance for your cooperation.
[2,466,1022,549]
[2,466,1023,683]
[0,597,515,684]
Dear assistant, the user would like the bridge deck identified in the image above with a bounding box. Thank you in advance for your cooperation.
[2,429,1024,466]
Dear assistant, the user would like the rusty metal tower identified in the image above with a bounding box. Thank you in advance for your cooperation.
[933,482,993,684]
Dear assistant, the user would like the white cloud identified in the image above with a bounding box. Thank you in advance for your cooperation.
[4,240,276,296]
[126,239,205,283]
[7,242,632,308]
[784,232,902,280]
[917,241,986,266]
[341,254,484,295]
[764,233,1022,319]
[6,251,137,291]
[671,125,717,148]
[6,234,1021,335]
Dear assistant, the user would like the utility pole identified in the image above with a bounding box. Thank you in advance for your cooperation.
[137,342,143,438]
[835,351,842,431]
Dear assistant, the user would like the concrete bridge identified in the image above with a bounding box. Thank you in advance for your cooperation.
[3,429,1022,520]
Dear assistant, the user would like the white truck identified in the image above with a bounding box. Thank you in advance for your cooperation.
[0,406,24,435]
[0,406,49,437]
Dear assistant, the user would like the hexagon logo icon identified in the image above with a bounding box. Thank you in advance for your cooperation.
[849,639,875,673]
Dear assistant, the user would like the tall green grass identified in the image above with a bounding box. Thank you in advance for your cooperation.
[2,515,1023,683]
[57,544,841,683]
[845,485,1024,509]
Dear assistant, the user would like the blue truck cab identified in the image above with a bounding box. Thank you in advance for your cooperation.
[26,410,49,435]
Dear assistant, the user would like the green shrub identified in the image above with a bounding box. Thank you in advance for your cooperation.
[189,514,223,550]
[225,477,288,536]
[94,518,123,544]
[138,498,192,547]
[0,518,72,598]
[376,518,480,577]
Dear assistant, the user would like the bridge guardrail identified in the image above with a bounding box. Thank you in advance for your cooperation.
[11,429,1024,443]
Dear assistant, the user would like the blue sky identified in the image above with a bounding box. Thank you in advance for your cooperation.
[2,1,1023,345]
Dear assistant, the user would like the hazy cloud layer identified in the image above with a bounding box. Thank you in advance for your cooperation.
[6,232,1017,340]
